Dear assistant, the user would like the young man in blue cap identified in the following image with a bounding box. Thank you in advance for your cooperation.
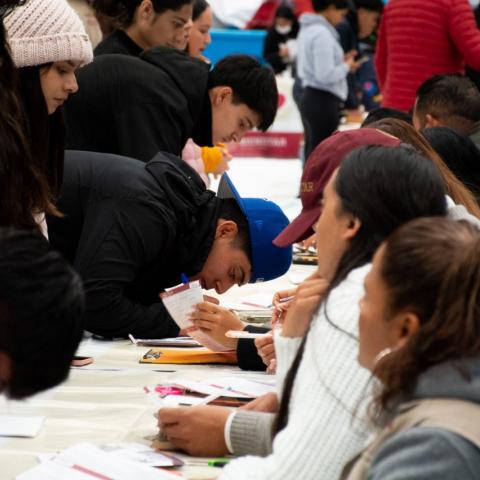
[47,150,292,339]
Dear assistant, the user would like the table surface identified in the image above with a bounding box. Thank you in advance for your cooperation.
[0,263,315,479]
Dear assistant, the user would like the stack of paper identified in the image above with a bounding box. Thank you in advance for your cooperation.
[0,415,44,438]
[17,443,180,480]
[161,281,232,352]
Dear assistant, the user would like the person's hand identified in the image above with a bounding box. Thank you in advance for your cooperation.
[266,358,277,374]
[279,44,290,58]
[213,146,232,179]
[281,273,329,338]
[344,49,357,61]
[240,392,279,413]
[190,302,246,349]
[300,234,316,250]
[345,55,360,73]
[271,287,297,327]
[255,334,275,367]
[158,406,230,456]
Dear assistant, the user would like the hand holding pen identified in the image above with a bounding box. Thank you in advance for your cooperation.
[271,288,297,328]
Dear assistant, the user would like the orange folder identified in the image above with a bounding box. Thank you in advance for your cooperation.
[139,347,237,365]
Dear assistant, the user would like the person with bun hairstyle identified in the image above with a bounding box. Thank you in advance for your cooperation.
[4,0,93,237]
[341,217,480,479]
[93,0,193,56]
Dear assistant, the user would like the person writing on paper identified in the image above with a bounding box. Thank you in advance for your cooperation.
[48,151,292,340]
[189,129,402,371]
[157,139,450,471]
[64,48,277,160]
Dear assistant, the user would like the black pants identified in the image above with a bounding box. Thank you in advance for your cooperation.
[300,87,342,162]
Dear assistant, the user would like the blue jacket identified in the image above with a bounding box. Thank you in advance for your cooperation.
[297,13,348,100]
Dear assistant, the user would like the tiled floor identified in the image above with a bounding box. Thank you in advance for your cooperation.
[211,156,303,221]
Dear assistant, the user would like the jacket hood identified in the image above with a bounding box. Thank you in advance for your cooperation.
[140,46,212,145]
[145,152,219,275]
[299,13,339,39]
[299,13,328,27]
[413,357,480,405]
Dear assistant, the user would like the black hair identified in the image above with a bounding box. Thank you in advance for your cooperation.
[0,2,59,231]
[275,5,296,20]
[415,74,480,135]
[93,0,193,27]
[0,228,84,399]
[353,0,384,12]
[423,126,480,202]
[312,0,350,12]
[192,0,209,21]
[273,145,447,435]
[218,198,252,262]
[18,65,66,197]
[209,55,278,131]
[0,0,25,17]
[362,107,412,126]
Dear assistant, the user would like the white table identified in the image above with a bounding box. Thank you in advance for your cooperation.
[0,264,315,479]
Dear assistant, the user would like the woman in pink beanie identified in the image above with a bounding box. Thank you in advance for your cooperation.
[4,0,93,237]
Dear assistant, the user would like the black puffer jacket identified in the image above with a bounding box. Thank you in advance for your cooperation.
[48,150,220,339]
[64,46,213,160]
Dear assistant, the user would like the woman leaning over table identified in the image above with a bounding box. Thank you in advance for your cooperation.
[4,0,93,238]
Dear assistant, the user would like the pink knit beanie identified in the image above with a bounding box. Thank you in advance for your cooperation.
[4,0,93,68]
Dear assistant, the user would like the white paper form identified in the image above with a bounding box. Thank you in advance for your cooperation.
[17,443,179,480]
[161,281,233,352]
[169,377,276,399]
[0,415,44,438]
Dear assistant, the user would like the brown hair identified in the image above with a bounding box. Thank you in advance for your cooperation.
[0,12,59,230]
[373,217,480,418]
[366,118,480,218]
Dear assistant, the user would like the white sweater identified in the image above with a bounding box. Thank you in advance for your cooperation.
[221,264,373,480]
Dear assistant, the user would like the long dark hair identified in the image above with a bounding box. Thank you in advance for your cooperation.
[192,0,209,21]
[422,127,480,202]
[273,145,447,435]
[0,4,58,230]
[18,65,65,197]
[373,217,480,420]
[366,118,480,217]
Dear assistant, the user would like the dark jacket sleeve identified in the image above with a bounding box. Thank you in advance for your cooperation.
[263,31,286,74]
[72,197,180,339]
[115,102,185,161]
[236,325,270,371]
[368,427,480,480]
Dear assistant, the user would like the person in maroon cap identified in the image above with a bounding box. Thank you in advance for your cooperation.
[187,129,401,373]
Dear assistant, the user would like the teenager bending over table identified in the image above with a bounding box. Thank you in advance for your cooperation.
[158,144,447,479]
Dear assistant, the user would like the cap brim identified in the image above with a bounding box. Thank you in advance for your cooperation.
[273,207,321,248]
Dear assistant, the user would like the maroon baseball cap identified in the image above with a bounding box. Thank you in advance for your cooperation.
[273,129,402,247]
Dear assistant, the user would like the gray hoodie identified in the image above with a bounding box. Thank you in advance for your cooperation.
[368,358,480,480]
[297,13,348,100]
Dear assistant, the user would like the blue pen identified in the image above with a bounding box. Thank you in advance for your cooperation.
[180,272,189,285]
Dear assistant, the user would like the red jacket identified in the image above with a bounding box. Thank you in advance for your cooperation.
[375,0,480,112]
[294,0,313,16]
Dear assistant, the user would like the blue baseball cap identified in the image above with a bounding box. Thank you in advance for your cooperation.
[218,173,292,283]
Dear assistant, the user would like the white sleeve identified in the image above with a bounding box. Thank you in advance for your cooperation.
[274,329,303,395]
[220,267,373,480]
